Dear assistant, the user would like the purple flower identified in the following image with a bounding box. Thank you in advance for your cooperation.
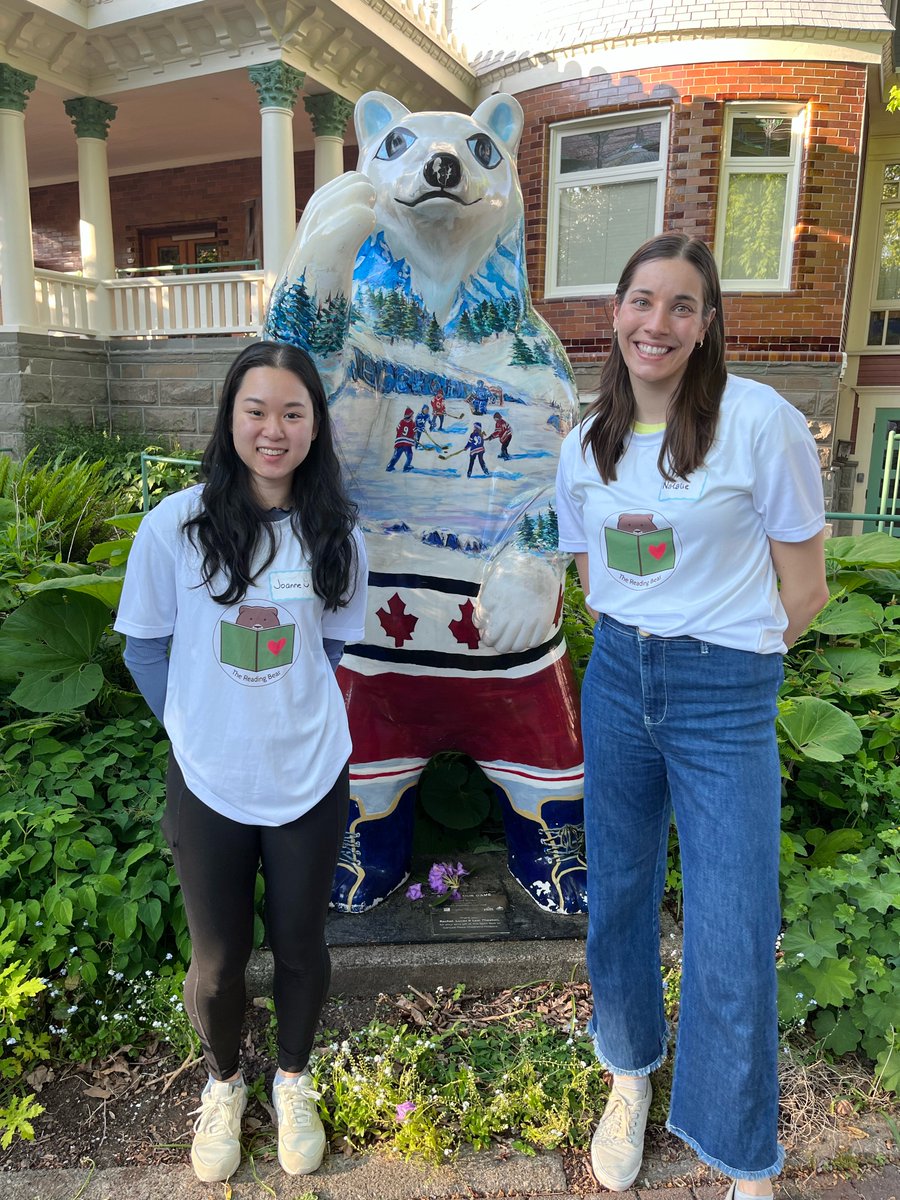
[428,861,470,897]
[395,1100,416,1123]
[406,883,424,901]
[428,863,449,894]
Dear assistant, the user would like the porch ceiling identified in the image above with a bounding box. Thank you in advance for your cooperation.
[2,0,477,187]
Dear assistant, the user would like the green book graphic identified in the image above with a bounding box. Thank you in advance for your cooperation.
[605,526,675,576]
[220,621,295,672]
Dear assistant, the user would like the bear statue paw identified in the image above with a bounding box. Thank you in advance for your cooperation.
[502,802,589,915]
[330,794,415,913]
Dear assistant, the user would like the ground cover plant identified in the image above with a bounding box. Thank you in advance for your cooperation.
[0,443,897,1157]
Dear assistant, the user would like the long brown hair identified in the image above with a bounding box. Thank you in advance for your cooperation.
[581,232,727,484]
[182,341,357,608]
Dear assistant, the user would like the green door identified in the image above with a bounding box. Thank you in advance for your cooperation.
[865,408,900,533]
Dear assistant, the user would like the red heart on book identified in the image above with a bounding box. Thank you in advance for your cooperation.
[267,638,287,655]
[648,543,667,560]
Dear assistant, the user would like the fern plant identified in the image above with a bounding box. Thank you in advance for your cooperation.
[0,451,126,562]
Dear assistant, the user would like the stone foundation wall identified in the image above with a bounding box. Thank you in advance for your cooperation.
[107,337,253,454]
[0,334,255,457]
[0,334,111,456]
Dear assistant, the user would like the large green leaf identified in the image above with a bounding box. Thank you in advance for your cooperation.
[826,532,900,567]
[819,647,897,694]
[21,568,126,609]
[0,590,111,711]
[810,592,884,636]
[797,957,857,1007]
[776,697,862,762]
[812,1009,862,1055]
[865,570,900,593]
[419,754,493,830]
[781,921,842,968]
[106,512,145,533]
[875,1044,900,1095]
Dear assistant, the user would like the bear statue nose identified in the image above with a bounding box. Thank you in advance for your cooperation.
[423,153,461,190]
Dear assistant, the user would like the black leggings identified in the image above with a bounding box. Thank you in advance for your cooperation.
[163,754,349,1080]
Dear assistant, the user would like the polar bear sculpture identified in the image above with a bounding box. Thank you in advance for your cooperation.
[265,91,586,914]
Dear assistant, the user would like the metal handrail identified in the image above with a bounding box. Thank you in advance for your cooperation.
[140,453,201,511]
[116,260,261,277]
[825,512,900,523]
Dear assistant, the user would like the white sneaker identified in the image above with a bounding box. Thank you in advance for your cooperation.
[272,1073,327,1175]
[590,1080,652,1192]
[190,1077,247,1182]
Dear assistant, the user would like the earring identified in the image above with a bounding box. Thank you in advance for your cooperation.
[696,338,704,349]
[612,322,618,335]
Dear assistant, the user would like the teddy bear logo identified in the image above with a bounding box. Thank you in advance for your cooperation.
[218,603,296,680]
[265,92,586,916]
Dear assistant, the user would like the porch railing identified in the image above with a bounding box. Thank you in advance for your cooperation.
[107,270,266,337]
[33,269,97,336]
[14,269,267,338]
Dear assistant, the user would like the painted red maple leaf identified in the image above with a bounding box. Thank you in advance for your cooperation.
[376,593,418,647]
[449,598,481,650]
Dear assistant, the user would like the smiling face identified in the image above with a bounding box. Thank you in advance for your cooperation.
[613,256,714,421]
[230,366,317,509]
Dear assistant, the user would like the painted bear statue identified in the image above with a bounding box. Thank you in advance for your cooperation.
[265,91,586,915]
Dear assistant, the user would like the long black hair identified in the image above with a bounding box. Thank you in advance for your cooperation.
[581,232,727,484]
[183,341,358,608]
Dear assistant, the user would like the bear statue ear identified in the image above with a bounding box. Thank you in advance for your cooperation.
[471,93,524,158]
[355,92,412,149]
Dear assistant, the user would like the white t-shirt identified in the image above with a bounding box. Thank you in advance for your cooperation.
[114,485,368,825]
[556,375,825,653]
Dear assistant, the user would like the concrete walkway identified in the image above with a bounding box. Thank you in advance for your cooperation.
[1,1150,897,1200]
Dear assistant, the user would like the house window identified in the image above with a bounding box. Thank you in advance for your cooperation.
[714,105,806,290]
[867,163,900,347]
[545,111,669,297]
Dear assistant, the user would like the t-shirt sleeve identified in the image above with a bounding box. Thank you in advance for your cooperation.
[751,401,826,542]
[321,526,368,643]
[113,513,179,638]
[556,432,589,553]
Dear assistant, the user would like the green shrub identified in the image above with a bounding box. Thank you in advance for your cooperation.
[778,828,900,1093]
[25,425,151,470]
[0,716,186,990]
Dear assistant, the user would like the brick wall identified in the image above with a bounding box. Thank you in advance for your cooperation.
[518,60,867,368]
[29,146,357,274]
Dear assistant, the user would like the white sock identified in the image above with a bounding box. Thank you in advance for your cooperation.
[612,1075,650,1101]
[207,1073,242,1092]
[274,1069,306,1087]
[735,1185,773,1199]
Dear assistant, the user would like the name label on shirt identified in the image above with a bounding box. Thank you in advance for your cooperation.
[268,569,314,600]
[657,470,708,502]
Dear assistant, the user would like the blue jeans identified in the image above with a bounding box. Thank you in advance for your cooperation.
[581,614,785,1180]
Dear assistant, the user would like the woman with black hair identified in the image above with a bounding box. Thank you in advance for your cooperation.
[115,341,366,1183]
[556,234,828,1199]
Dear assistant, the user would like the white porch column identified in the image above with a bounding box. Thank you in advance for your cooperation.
[248,62,305,291]
[304,93,354,190]
[64,97,118,336]
[0,63,38,329]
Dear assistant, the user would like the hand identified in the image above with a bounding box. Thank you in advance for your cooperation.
[276,172,376,301]
[474,551,563,654]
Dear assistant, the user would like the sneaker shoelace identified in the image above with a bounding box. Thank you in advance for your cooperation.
[192,1089,241,1137]
[277,1079,322,1129]
[595,1091,644,1144]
